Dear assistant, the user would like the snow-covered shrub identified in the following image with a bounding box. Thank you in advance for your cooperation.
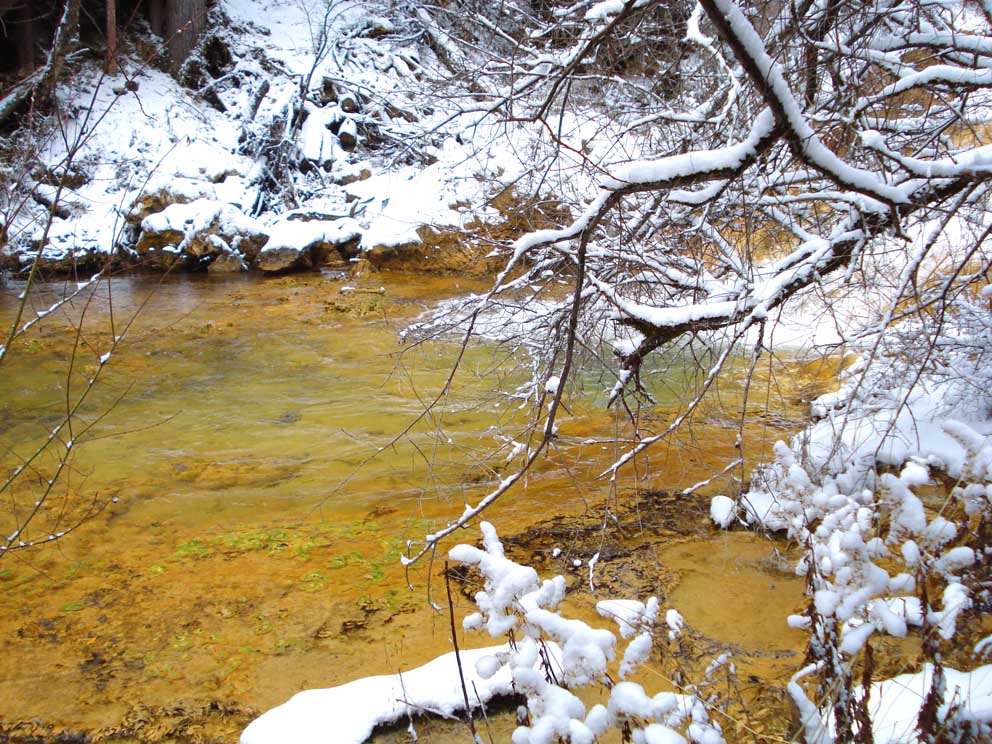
[450,521,726,744]
[715,296,992,742]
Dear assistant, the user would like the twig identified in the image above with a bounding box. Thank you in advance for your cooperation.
[445,559,479,741]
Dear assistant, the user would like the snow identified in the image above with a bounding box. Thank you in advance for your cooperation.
[349,132,525,250]
[10,0,539,270]
[240,643,559,744]
[261,217,361,253]
[299,103,345,164]
[643,724,688,744]
[739,490,789,531]
[709,495,736,528]
[21,63,254,263]
[585,1,627,21]
[600,108,776,191]
[596,599,649,639]
[853,664,992,744]
[140,199,262,239]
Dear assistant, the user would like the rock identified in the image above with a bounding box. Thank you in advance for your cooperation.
[126,144,253,224]
[33,164,89,189]
[23,243,108,273]
[339,93,360,113]
[333,166,372,186]
[361,17,396,39]
[131,244,187,271]
[258,217,362,273]
[256,245,305,273]
[364,226,505,276]
[204,235,247,273]
[136,199,269,265]
[126,179,219,224]
[337,118,358,152]
[325,106,345,135]
[209,253,248,273]
[319,76,337,105]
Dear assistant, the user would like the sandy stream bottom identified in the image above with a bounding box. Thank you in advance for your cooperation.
[0,271,835,742]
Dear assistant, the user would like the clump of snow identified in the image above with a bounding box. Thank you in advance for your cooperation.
[709,495,736,528]
[596,599,651,639]
[545,375,561,394]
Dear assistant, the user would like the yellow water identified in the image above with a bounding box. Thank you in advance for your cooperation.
[0,271,824,742]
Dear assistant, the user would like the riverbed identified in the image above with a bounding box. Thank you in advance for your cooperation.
[0,270,825,742]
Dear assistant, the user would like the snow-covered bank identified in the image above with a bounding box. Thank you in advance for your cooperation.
[240,643,560,744]
[706,289,992,742]
[1,0,542,276]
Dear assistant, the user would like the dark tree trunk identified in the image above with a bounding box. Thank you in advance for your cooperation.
[0,1,34,74]
[16,2,34,74]
[34,0,80,102]
[148,0,164,36]
[14,3,34,74]
[165,0,206,71]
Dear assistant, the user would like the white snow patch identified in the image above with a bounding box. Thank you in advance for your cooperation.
[709,495,736,528]
[240,643,561,744]
[851,664,992,744]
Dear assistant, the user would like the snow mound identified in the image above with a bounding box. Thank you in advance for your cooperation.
[140,199,263,240]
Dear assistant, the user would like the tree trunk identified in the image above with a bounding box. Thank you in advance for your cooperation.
[165,0,207,71]
[0,1,34,74]
[106,0,117,74]
[10,2,33,74]
[148,0,164,36]
[35,0,81,103]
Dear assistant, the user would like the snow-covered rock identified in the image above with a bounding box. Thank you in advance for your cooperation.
[257,217,361,273]
[31,209,124,271]
[126,179,224,224]
[136,198,269,267]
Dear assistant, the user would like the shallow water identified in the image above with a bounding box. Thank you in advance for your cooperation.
[0,271,825,742]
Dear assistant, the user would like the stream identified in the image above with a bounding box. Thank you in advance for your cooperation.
[0,271,829,742]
